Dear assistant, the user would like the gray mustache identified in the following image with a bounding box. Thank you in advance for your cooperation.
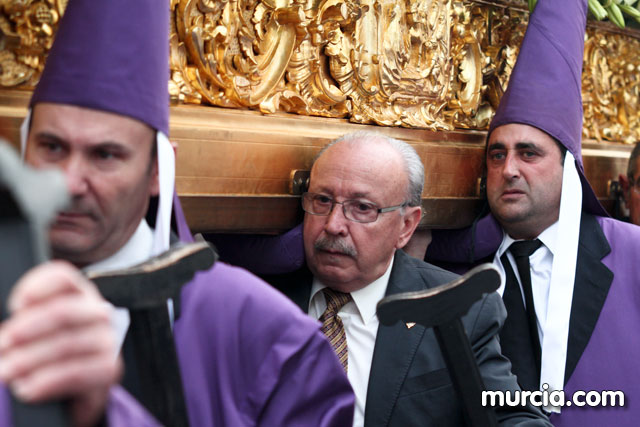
[314,237,358,258]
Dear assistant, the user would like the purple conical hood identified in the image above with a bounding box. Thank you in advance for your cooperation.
[30,0,169,136]
[489,0,607,216]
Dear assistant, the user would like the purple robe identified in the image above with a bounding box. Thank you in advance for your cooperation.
[0,384,160,426]
[550,217,640,426]
[173,261,355,426]
[426,214,640,425]
[207,224,305,275]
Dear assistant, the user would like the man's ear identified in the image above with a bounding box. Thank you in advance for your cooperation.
[619,173,630,205]
[396,206,422,249]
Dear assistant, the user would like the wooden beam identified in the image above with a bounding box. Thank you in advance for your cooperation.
[0,89,631,231]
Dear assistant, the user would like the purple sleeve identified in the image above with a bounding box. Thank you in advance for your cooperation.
[249,325,355,426]
[426,214,502,263]
[0,386,10,426]
[0,384,159,427]
[105,386,161,427]
[175,263,354,426]
[206,224,305,275]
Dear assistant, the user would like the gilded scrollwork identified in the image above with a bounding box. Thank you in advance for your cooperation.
[446,4,526,129]
[582,27,640,144]
[348,0,453,129]
[0,0,66,87]
[173,0,308,110]
[1,0,639,144]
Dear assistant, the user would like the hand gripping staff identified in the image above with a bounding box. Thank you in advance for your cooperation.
[87,239,217,427]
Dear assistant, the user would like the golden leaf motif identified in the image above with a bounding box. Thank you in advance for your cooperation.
[582,28,640,144]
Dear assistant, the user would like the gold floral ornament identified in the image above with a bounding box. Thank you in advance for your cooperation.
[582,27,640,144]
[173,0,309,111]
[169,0,534,131]
[0,0,65,87]
[347,0,453,129]
[172,0,487,130]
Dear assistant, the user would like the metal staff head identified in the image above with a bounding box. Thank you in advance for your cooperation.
[0,141,69,265]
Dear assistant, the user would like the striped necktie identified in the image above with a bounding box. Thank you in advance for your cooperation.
[320,288,352,373]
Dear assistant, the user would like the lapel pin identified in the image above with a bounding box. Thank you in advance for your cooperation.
[406,322,416,329]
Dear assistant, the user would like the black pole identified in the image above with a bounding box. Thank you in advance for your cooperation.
[434,319,498,427]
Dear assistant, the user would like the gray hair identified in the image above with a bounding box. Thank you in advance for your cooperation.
[628,141,640,180]
[315,131,424,207]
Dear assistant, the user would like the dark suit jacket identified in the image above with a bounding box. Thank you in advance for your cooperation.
[427,213,614,387]
[563,213,613,384]
[265,250,550,427]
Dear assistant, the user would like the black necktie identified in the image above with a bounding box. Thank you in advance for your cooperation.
[499,239,543,391]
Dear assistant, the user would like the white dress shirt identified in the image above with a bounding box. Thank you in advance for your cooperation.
[84,219,155,352]
[84,219,154,274]
[493,222,558,363]
[308,255,394,427]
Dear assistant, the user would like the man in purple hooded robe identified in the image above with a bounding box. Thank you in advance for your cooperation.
[1,0,355,425]
[424,0,640,424]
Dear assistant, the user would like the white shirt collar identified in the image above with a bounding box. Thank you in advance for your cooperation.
[496,220,559,259]
[83,219,154,274]
[310,254,394,325]
[536,221,558,256]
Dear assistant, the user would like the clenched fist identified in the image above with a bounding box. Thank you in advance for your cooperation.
[0,261,122,427]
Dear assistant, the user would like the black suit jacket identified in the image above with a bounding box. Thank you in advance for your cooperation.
[428,213,613,386]
[493,213,614,386]
[563,213,613,383]
[265,250,550,426]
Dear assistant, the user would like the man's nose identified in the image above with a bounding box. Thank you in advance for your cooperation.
[324,203,349,236]
[63,157,90,196]
[502,152,520,180]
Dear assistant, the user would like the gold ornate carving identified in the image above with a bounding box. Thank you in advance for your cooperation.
[2,0,639,144]
[0,0,66,87]
[170,0,515,130]
[582,27,640,144]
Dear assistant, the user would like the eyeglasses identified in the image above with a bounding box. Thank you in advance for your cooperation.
[301,192,407,223]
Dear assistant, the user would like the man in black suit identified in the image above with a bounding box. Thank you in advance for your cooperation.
[266,131,549,426]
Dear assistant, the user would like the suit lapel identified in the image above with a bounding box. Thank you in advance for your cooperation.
[364,252,427,427]
[564,213,613,383]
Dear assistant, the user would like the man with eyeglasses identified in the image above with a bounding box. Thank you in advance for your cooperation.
[619,142,640,226]
[264,131,549,427]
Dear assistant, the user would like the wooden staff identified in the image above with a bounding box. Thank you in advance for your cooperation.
[377,263,501,427]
